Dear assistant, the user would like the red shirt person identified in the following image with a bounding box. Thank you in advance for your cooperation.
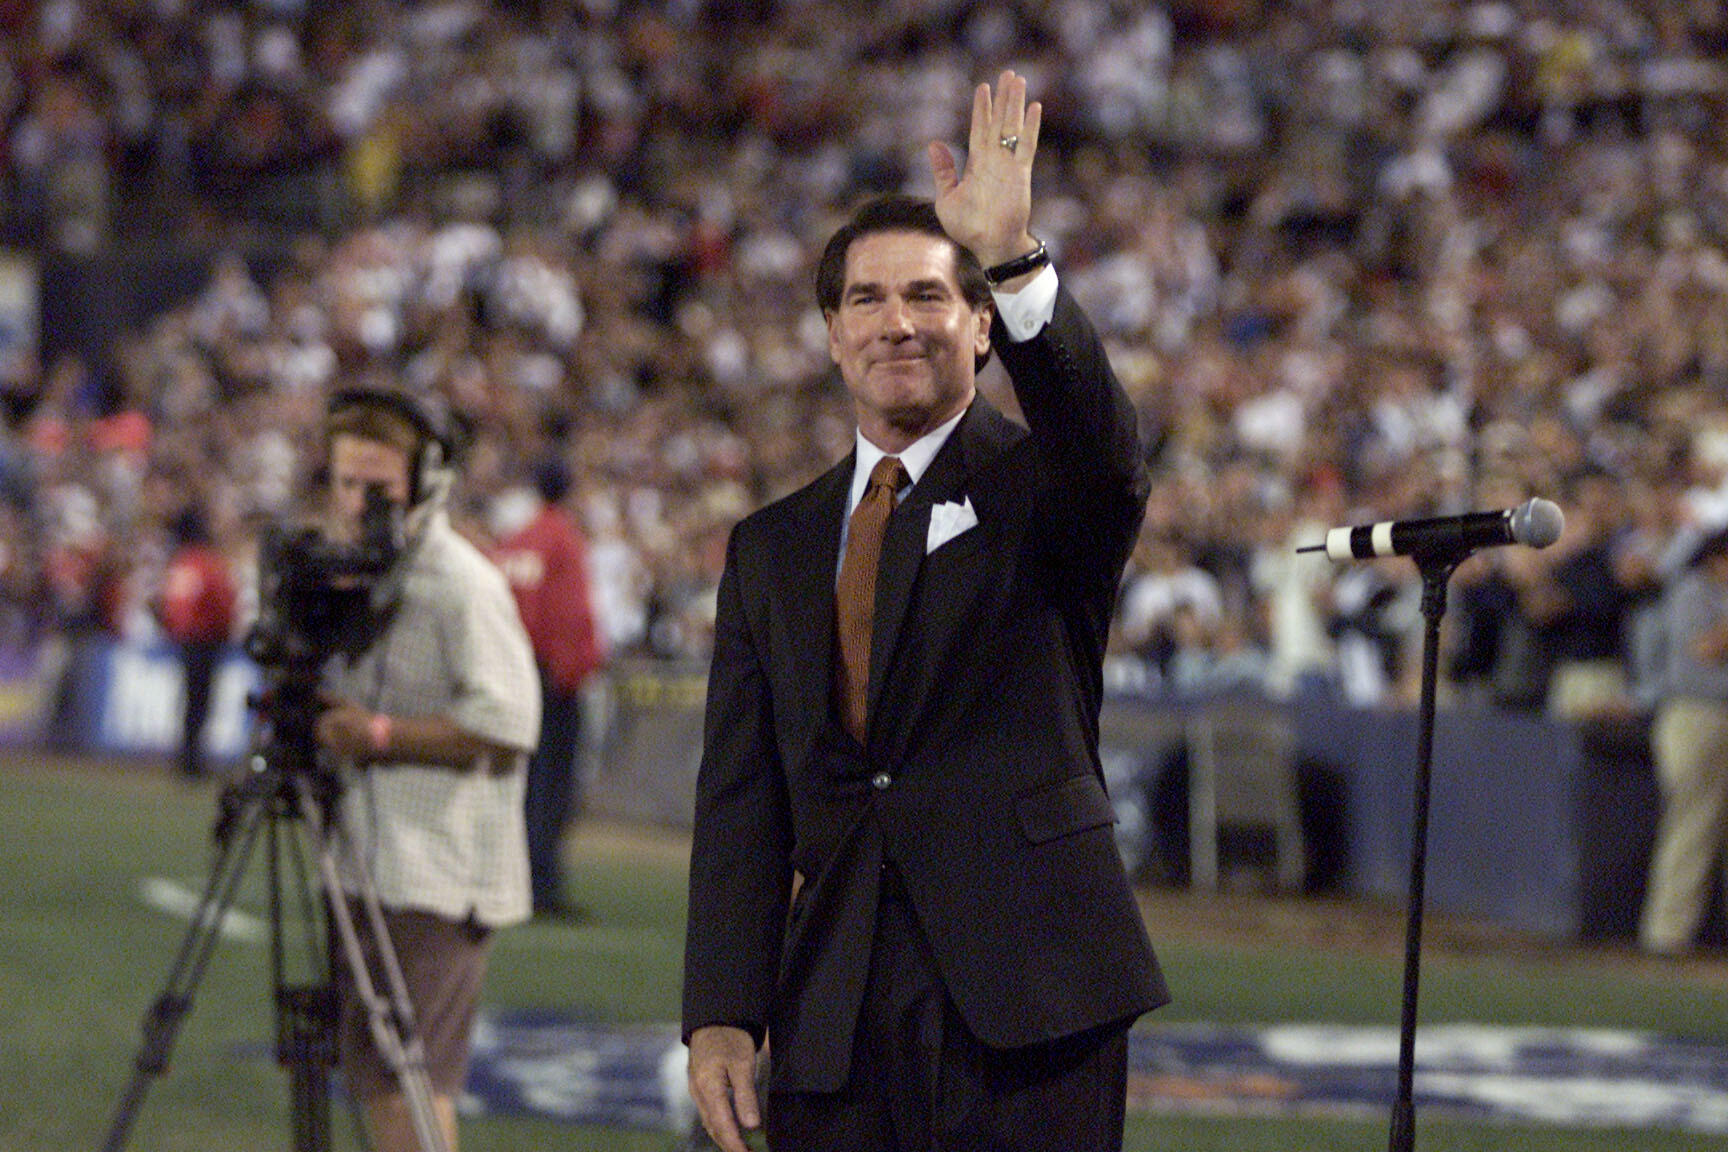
[157,508,237,778]
[493,460,604,917]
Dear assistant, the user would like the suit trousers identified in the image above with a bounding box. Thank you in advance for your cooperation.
[765,863,1129,1152]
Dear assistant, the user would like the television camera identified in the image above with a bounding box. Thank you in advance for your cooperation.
[243,483,403,764]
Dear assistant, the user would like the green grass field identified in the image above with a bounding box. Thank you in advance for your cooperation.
[4,752,1726,1151]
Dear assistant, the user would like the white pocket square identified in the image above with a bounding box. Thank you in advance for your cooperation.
[925,497,978,554]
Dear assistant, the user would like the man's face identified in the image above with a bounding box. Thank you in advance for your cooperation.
[329,433,412,540]
[826,230,991,447]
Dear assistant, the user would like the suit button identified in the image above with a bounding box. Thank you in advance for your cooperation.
[871,771,892,790]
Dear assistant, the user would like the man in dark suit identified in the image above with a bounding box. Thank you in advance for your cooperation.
[683,71,1168,1152]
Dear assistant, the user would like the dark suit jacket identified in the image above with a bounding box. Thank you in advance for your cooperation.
[683,285,1169,1093]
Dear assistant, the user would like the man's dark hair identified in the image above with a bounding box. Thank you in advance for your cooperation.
[815,195,993,315]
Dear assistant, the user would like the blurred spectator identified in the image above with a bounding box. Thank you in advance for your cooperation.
[10,65,109,254]
[1165,602,1270,698]
[1329,556,1418,708]
[1251,474,1343,698]
[1448,549,1529,708]
[1447,472,1547,708]
[491,456,606,920]
[1502,466,1637,720]
[1641,524,1728,957]
[1117,532,1223,682]
[581,487,651,656]
[153,504,237,780]
[39,480,124,749]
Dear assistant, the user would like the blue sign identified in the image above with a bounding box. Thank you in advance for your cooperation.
[8,638,258,761]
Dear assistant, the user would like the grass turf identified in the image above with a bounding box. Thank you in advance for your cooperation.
[2,752,1724,1151]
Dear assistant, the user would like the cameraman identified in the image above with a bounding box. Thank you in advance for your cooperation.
[312,389,539,1152]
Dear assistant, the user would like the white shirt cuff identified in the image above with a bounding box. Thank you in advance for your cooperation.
[991,263,1058,343]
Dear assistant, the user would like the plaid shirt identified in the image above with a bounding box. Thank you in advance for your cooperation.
[325,509,541,927]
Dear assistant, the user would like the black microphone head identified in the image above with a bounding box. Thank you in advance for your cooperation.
[1511,498,1564,549]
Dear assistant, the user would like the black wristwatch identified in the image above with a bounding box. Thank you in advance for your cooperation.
[982,239,1050,288]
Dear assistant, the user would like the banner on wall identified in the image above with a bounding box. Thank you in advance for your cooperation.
[5,639,257,762]
[93,642,257,761]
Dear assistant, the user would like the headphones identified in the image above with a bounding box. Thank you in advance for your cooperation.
[325,386,454,506]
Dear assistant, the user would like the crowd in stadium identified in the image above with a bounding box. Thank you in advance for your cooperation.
[3,0,1728,723]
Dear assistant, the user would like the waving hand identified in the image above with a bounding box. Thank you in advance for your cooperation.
[929,69,1042,274]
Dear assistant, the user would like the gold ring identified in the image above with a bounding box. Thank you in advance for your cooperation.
[1000,134,1019,154]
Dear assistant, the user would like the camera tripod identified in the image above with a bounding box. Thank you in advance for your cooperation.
[101,710,450,1152]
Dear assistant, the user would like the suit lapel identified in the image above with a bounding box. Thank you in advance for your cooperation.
[777,458,851,741]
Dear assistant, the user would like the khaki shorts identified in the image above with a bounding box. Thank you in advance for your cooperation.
[336,904,492,1099]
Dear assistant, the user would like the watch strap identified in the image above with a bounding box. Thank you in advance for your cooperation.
[982,239,1049,287]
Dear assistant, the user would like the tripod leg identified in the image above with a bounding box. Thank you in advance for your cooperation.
[101,776,275,1152]
[270,811,338,1152]
[277,981,336,1150]
[293,775,452,1152]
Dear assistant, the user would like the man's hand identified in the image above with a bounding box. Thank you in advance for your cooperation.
[313,696,515,770]
[314,699,377,758]
[688,1025,761,1152]
[928,69,1041,272]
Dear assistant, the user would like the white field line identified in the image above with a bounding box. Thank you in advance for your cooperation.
[138,877,266,943]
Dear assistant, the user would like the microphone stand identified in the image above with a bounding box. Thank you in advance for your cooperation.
[1387,548,1464,1152]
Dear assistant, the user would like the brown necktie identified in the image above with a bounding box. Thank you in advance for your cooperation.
[835,455,906,741]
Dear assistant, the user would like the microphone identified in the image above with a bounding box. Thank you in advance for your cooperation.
[1298,498,1565,562]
